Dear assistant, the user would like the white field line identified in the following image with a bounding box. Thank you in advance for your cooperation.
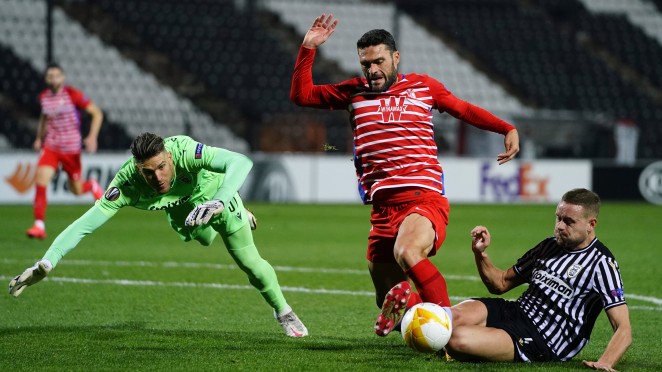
[2,258,660,311]
[1,258,481,281]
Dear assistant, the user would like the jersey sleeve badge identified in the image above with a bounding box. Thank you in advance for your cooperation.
[195,143,204,159]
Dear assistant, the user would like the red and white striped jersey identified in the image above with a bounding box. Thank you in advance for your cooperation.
[39,85,91,154]
[291,47,515,203]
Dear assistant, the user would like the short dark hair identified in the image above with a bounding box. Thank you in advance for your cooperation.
[45,62,63,75]
[357,29,397,52]
[562,188,601,218]
[130,132,165,163]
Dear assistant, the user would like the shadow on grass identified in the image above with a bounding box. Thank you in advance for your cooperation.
[1,323,658,371]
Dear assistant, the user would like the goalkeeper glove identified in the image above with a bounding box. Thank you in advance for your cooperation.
[9,259,53,297]
[185,200,224,226]
[246,209,257,230]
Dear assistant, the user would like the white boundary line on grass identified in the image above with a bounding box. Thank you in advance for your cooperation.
[2,258,660,311]
[1,257,482,281]
[0,274,658,311]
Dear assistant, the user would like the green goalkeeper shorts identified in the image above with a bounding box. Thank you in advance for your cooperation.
[167,193,249,243]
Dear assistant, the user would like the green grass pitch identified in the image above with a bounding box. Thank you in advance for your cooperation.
[1,202,661,371]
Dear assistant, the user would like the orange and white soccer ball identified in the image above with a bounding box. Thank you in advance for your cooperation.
[401,302,452,353]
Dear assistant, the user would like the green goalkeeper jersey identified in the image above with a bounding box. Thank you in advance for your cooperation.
[42,135,253,267]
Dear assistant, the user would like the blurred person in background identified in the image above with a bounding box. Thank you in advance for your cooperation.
[446,188,631,371]
[11,132,308,338]
[26,62,104,240]
[290,14,519,336]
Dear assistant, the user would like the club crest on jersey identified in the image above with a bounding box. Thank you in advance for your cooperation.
[566,264,583,278]
[378,96,408,122]
[405,89,417,100]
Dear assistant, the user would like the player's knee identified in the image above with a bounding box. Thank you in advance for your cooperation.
[445,328,472,357]
[393,245,424,268]
[448,307,467,327]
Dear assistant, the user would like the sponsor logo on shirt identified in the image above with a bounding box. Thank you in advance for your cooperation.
[195,143,204,159]
[148,195,191,211]
[378,96,408,122]
[532,269,573,299]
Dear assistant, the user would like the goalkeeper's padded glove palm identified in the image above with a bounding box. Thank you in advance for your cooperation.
[9,259,52,297]
[185,200,225,226]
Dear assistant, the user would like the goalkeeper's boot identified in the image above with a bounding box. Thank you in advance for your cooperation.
[26,224,46,240]
[276,310,308,337]
[375,281,411,336]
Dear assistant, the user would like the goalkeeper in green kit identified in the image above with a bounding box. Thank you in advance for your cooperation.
[9,132,308,337]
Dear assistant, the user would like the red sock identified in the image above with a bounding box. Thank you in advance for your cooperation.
[407,291,422,308]
[406,259,450,307]
[82,180,93,193]
[34,185,47,221]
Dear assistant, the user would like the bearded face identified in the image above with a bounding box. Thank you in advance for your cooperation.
[358,44,400,92]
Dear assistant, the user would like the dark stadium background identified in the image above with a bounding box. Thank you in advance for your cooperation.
[1,0,661,200]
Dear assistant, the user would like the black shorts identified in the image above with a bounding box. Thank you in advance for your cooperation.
[475,298,559,362]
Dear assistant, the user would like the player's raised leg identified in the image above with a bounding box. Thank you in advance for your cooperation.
[220,219,308,337]
[396,212,451,307]
[370,262,423,336]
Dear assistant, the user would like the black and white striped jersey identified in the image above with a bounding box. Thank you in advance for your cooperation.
[513,237,626,361]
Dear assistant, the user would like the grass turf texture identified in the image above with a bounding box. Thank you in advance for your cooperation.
[1,203,661,371]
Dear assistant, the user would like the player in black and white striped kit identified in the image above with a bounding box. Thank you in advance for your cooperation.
[446,189,631,370]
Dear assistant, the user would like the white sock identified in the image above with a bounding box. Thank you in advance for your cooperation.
[34,220,45,229]
[443,306,453,323]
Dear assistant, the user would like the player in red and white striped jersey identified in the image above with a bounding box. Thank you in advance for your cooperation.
[291,14,520,336]
[26,63,104,240]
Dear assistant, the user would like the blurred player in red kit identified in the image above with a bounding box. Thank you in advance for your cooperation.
[290,14,520,336]
[26,62,104,240]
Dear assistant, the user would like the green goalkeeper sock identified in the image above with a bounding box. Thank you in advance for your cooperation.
[221,224,288,313]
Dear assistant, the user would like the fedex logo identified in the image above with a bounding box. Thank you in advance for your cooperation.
[480,162,549,202]
[378,96,407,122]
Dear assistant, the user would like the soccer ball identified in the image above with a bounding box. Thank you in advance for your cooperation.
[401,302,452,353]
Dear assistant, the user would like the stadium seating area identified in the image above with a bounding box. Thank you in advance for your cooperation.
[396,0,662,158]
[0,40,131,149]
[0,0,660,158]
[93,0,348,152]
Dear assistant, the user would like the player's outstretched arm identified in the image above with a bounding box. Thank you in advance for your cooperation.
[9,205,115,297]
[471,226,522,295]
[83,102,104,153]
[9,259,52,297]
[582,305,632,371]
[302,13,338,49]
[497,129,520,165]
